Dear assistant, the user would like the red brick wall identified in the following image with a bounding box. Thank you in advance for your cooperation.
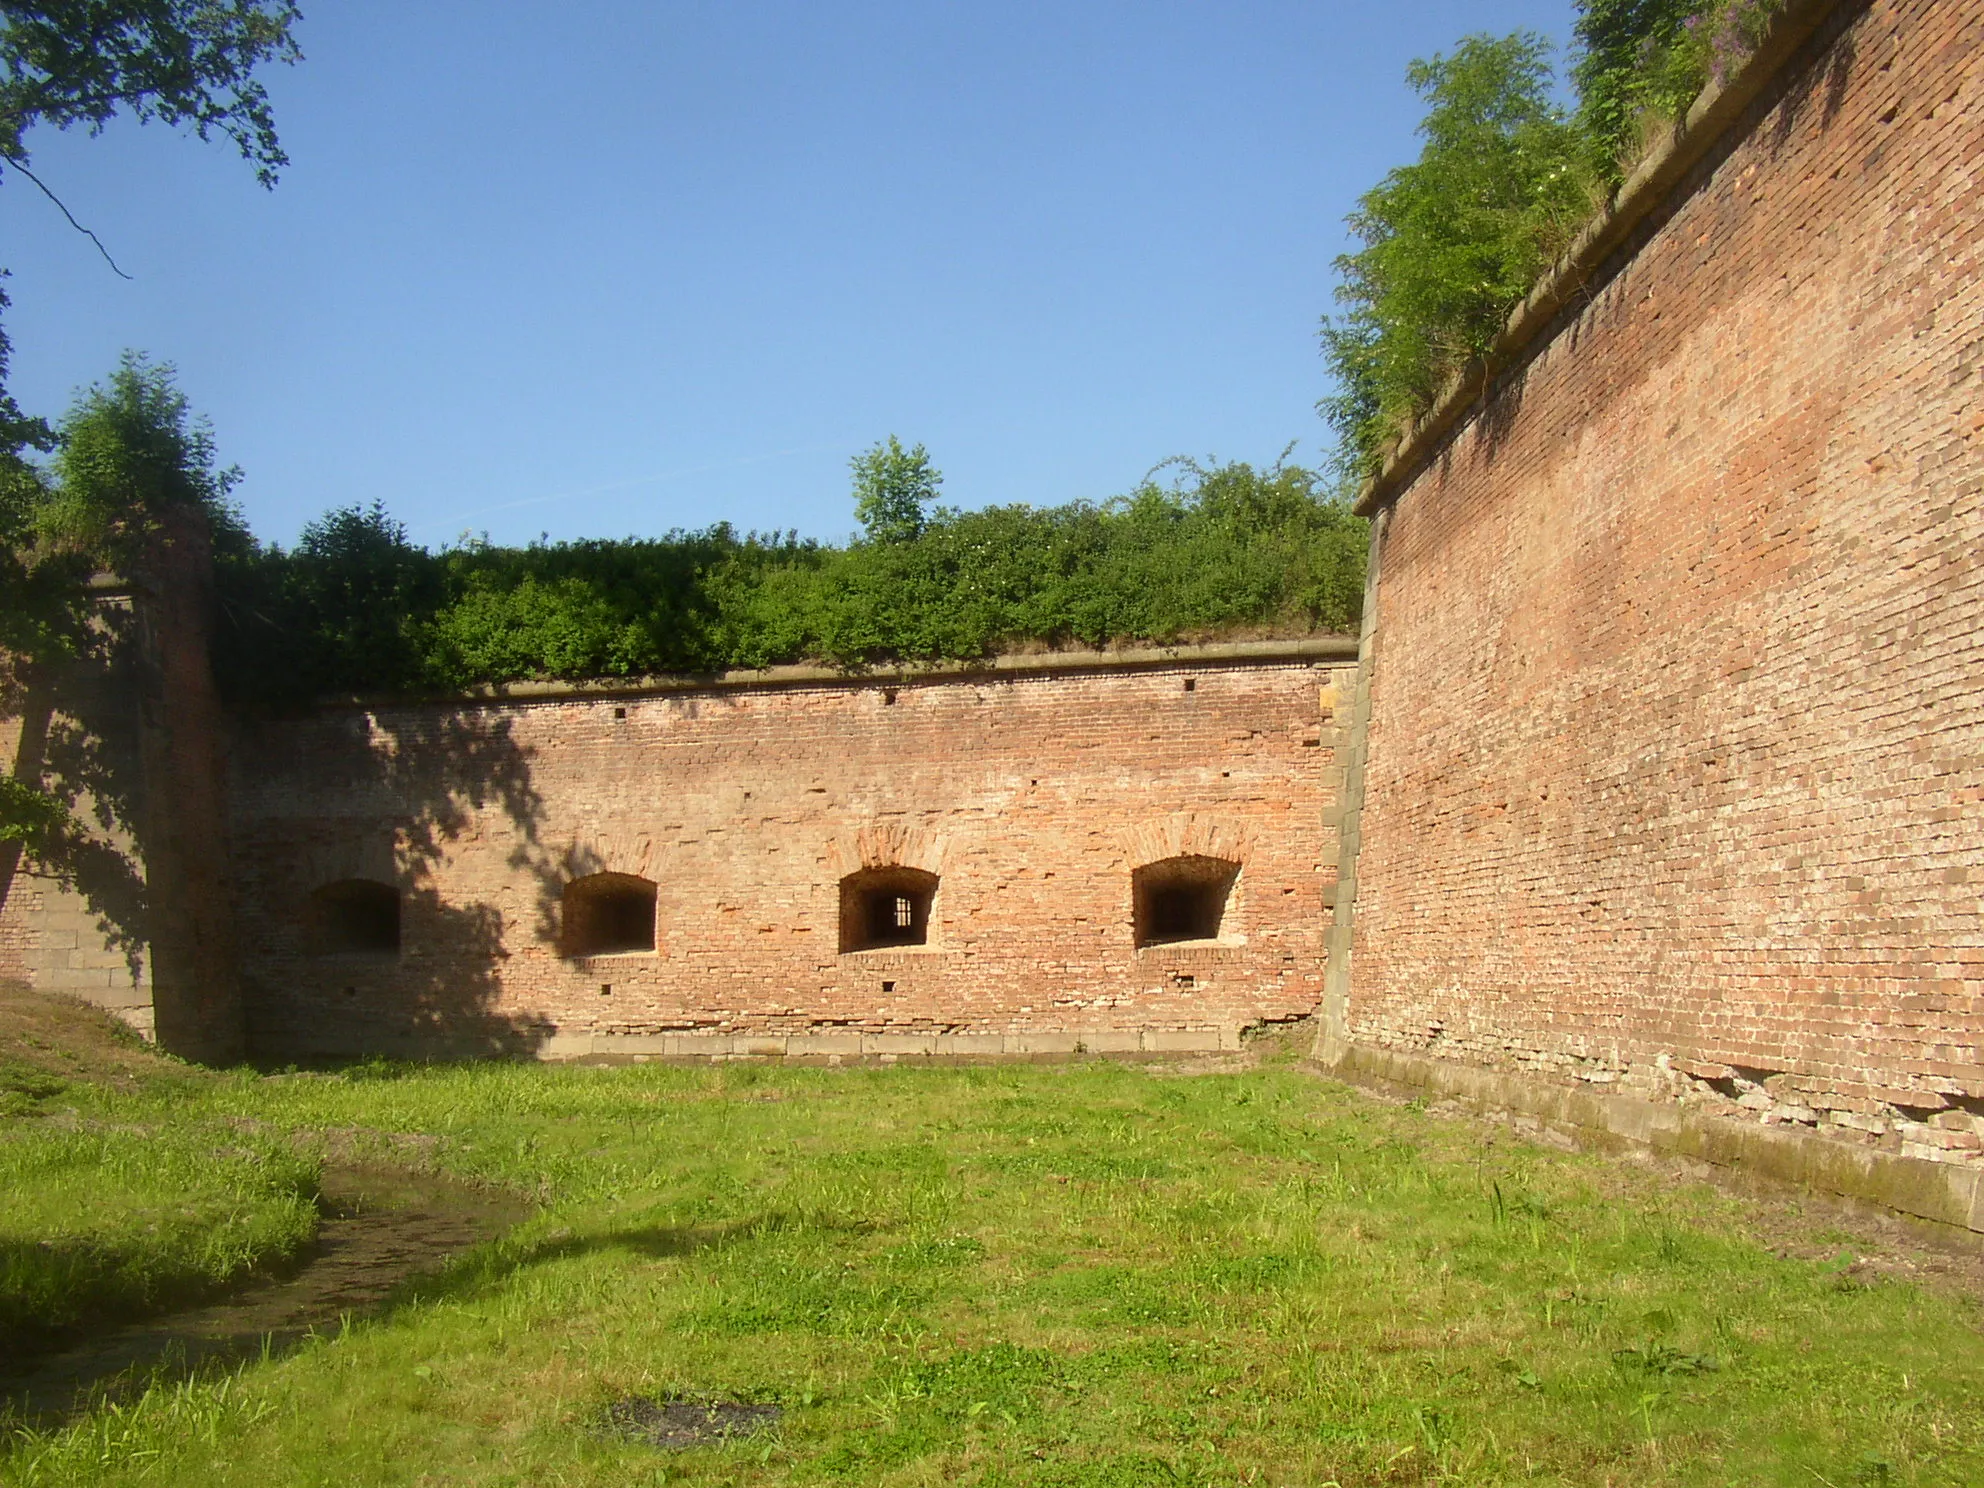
[1347,0,1983,1164]
[0,610,156,1037]
[232,651,1347,1059]
[0,711,29,984]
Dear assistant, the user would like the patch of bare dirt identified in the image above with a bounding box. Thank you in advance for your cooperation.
[601,1396,782,1449]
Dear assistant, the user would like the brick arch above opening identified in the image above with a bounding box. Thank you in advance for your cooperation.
[1119,813,1253,873]
[288,835,400,895]
[822,820,949,880]
[548,830,665,886]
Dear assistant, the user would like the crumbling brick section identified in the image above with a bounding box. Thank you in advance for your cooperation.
[1346,0,1984,1164]
[229,646,1345,1060]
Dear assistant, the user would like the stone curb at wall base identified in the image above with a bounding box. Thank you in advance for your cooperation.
[1321,1044,1984,1239]
[274,1026,1246,1064]
[539,1026,1244,1060]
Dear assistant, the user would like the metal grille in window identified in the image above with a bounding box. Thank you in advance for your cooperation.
[839,867,938,952]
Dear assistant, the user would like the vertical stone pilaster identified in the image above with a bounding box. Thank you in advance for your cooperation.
[1317,506,1388,1065]
[134,507,243,1063]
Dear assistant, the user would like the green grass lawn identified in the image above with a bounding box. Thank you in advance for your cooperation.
[3,1021,1981,1486]
[0,1010,319,1349]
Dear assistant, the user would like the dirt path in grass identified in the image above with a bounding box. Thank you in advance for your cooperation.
[0,1165,526,1424]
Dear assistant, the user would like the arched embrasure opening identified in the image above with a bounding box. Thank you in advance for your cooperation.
[1132,854,1239,948]
[310,879,400,956]
[839,866,938,953]
[562,872,657,956]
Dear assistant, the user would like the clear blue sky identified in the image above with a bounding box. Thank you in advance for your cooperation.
[3,2,1576,549]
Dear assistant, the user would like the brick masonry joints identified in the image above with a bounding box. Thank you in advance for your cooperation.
[1338,0,1984,1172]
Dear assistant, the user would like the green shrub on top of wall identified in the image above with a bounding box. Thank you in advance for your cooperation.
[213,456,1366,705]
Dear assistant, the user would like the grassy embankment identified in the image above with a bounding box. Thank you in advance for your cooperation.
[3,989,1981,1486]
[0,989,318,1351]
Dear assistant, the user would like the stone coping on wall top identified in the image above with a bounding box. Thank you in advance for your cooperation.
[1352,0,1849,519]
[316,635,1360,711]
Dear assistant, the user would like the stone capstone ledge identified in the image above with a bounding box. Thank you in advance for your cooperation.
[318,636,1360,711]
[1321,1043,1984,1238]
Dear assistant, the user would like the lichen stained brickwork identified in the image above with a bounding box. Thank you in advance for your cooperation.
[230,655,1343,1059]
[1348,0,1984,1164]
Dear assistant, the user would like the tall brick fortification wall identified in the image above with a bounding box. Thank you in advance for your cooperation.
[0,510,251,1056]
[1339,0,1983,1168]
[231,643,1352,1060]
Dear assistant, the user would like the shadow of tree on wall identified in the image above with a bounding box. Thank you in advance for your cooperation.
[240,704,558,1060]
[520,841,608,957]
[1769,4,1857,148]
[0,601,151,981]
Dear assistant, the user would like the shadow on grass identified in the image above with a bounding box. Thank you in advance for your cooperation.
[0,1167,524,1428]
[397,1206,876,1311]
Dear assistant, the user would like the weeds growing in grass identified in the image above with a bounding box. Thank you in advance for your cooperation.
[3,1052,1981,1486]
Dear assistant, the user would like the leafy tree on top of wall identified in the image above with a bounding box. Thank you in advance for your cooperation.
[1574,0,1786,172]
[213,501,444,703]
[37,352,244,561]
[1572,0,1706,169]
[1319,33,1594,484]
[1,356,240,948]
[851,436,942,545]
[0,0,301,850]
[210,453,1366,699]
[679,452,1365,671]
[1320,1,1789,483]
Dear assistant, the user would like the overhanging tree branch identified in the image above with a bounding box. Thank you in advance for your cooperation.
[1,152,132,279]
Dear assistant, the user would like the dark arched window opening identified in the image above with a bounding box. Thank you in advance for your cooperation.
[311,879,400,956]
[562,872,657,956]
[1133,855,1239,948]
[839,866,938,953]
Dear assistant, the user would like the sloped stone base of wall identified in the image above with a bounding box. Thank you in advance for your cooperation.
[272,1024,1245,1064]
[1319,1042,1984,1239]
[557,1026,1241,1060]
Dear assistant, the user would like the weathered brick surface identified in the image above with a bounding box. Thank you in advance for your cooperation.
[0,640,155,1036]
[1348,0,1984,1161]
[0,711,29,984]
[231,655,1343,1058]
